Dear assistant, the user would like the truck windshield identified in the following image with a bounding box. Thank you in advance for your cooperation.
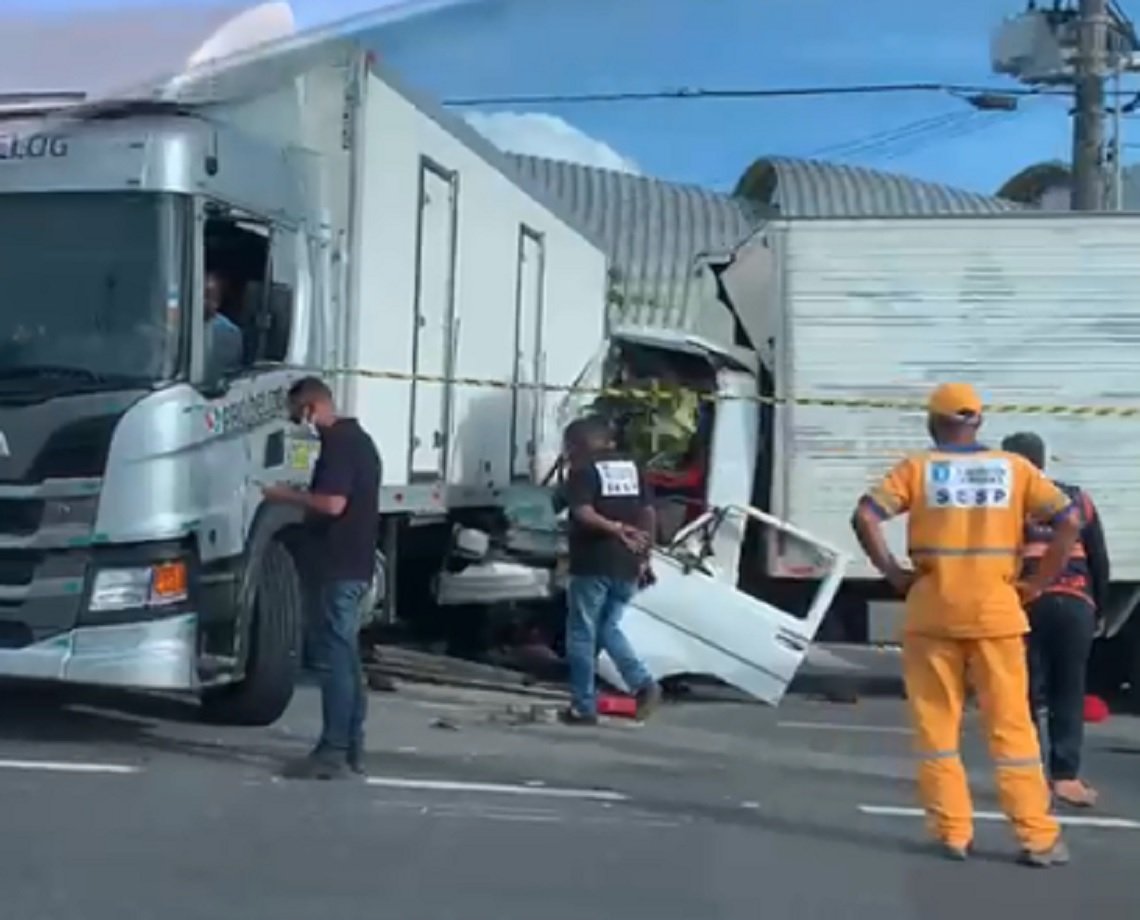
[0,192,187,392]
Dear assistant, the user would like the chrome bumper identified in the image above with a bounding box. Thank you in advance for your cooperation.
[0,613,198,690]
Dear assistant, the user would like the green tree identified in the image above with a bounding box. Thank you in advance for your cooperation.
[997,161,1072,204]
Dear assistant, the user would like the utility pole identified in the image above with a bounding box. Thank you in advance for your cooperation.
[1111,65,1124,209]
[993,1,1139,209]
[1071,0,1109,210]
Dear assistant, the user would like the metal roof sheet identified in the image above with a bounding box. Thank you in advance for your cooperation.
[507,155,760,332]
[736,157,1017,217]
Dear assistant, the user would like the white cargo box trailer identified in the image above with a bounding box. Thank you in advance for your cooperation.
[346,61,605,500]
[160,35,607,509]
[588,214,1140,701]
[752,214,1140,587]
[0,26,605,722]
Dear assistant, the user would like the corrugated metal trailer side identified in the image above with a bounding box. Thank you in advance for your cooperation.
[768,213,1140,581]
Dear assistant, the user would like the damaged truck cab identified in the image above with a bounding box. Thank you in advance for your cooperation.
[434,327,851,706]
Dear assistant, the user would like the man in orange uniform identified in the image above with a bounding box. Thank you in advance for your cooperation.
[852,383,1081,867]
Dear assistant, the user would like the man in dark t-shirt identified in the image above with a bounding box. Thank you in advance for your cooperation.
[263,376,381,779]
[1003,431,1109,808]
[559,416,662,724]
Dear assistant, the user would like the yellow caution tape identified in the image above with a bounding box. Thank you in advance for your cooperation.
[315,366,1140,420]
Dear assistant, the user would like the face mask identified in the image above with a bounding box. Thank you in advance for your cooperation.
[291,405,319,438]
[302,409,319,438]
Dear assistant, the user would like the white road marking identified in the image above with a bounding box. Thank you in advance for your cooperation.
[778,721,910,735]
[371,798,683,828]
[434,809,565,824]
[858,804,1140,829]
[365,776,628,802]
[0,758,139,775]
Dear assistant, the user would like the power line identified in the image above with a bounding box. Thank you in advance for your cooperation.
[878,97,1041,160]
[809,112,977,159]
[441,81,1128,107]
[880,111,1022,161]
[807,107,1025,164]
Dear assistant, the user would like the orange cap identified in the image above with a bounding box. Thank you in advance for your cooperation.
[928,383,982,419]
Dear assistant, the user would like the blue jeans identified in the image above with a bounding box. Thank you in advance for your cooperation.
[1028,593,1095,780]
[315,580,369,756]
[566,575,653,716]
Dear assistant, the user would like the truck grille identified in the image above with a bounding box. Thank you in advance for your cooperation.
[0,499,43,537]
[0,621,33,648]
[0,552,39,588]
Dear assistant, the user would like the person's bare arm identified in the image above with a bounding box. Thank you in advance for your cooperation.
[850,458,916,595]
[570,504,625,536]
[1019,508,1080,603]
[1019,465,1082,603]
[570,504,649,553]
[637,468,657,545]
[263,436,352,517]
[852,502,913,594]
[637,503,656,540]
[1082,496,1111,612]
[262,484,347,516]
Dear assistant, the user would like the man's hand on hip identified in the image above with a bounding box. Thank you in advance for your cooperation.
[884,559,915,596]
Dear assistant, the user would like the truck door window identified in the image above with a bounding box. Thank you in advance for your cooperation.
[203,213,270,382]
[255,228,297,365]
[199,213,296,379]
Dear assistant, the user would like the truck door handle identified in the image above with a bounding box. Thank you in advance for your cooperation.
[263,430,285,468]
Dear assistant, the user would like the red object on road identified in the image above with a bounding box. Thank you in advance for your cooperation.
[1084,694,1110,723]
[597,694,638,718]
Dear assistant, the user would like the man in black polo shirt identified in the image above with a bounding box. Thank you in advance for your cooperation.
[263,376,381,779]
[560,416,662,724]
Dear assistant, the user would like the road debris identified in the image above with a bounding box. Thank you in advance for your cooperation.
[366,645,567,700]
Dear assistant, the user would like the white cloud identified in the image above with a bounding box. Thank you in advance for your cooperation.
[464,111,641,174]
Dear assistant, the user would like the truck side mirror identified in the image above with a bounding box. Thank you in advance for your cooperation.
[199,373,231,400]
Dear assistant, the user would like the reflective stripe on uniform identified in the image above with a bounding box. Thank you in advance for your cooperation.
[1023,542,1087,560]
[910,547,1020,557]
[993,756,1042,769]
[917,749,959,761]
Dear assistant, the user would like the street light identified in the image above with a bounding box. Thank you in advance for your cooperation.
[962,92,1021,111]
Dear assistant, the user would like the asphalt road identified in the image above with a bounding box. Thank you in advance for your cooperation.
[2,679,1139,920]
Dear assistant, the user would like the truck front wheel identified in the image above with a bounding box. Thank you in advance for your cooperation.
[201,539,303,726]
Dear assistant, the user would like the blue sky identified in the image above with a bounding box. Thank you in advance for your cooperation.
[15,0,1138,195]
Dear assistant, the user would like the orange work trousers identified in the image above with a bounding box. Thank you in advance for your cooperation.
[901,634,1058,852]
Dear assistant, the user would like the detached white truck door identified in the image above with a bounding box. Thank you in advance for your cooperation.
[599,506,849,705]
[409,159,458,480]
[511,226,545,480]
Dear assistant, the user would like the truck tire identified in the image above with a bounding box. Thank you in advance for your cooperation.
[359,549,387,630]
[201,539,302,726]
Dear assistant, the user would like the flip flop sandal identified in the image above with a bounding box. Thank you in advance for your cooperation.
[1054,783,1098,808]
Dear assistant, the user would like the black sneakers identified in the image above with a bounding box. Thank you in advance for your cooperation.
[938,842,971,862]
[282,749,349,781]
[1019,838,1070,868]
[282,744,367,780]
[558,708,600,726]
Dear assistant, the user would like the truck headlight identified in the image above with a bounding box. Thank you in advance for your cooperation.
[89,562,189,612]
